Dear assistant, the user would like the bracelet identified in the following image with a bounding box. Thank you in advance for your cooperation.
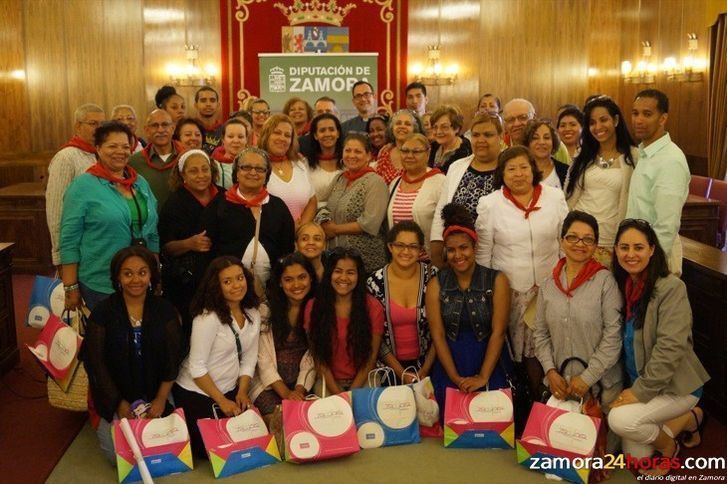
[63,283,80,293]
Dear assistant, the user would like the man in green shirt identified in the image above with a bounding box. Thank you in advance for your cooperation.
[627,89,689,274]
[128,109,184,208]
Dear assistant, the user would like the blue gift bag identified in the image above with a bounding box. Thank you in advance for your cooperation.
[352,383,421,449]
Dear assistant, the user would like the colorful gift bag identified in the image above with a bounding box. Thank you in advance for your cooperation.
[282,390,359,463]
[113,408,194,483]
[516,401,601,483]
[443,386,515,448]
[410,376,442,437]
[351,382,420,449]
[27,313,82,389]
[197,407,281,478]
[26,276,73,328]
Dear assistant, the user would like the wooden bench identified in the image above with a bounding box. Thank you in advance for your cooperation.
[680,236,727,423]
[0,182,52,273]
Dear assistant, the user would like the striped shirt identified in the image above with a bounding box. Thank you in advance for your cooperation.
[391,189,418,225]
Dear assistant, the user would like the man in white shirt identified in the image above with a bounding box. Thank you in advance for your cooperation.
[46,103,105,267]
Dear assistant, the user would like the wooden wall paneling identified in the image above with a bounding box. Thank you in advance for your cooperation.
[407,0,446,107]
[24,0,70,152]
[142,0,187,114]
[102,0,146,134]
[0,0,32,154]
[586,0,623,104]
[182,0,221,119]
[63,0,107,127]
[550,0,590,117]
[478,0,508,106]
[438,1,480,122]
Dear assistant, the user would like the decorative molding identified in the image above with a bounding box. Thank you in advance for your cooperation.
[236,88,252,110]
[273,0,356,26]
[363,0,393,23]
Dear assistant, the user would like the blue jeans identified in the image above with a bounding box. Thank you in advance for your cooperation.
[79,282,111,311]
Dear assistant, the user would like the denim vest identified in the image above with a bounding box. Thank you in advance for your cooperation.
[438,264,496,342]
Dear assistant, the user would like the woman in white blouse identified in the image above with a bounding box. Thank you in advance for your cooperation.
[386,133,445,259]
[565,95,637,265]
[476,146,568,396]
[305,113,343,208]
[259,114,317,226]
[174,256,261,458]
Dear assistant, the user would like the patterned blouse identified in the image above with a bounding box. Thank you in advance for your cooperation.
[375,146,404,185]
[326,172,389,273]
[452,166,496,222]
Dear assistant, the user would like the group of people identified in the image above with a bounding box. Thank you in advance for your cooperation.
[45,81,708,477]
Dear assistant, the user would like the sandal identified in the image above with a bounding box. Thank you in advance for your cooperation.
[639,439,680,477]
[680,407,707,449]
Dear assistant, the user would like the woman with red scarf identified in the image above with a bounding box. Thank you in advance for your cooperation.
[475,146,568,397]
[210,119,248,189]
[608,219,709,477]
[60,121,159,311]
[385,133,444,260]
[201,147,295,290]
[322,133,388,273]
[534,210,623,450]
[159,149,224,336]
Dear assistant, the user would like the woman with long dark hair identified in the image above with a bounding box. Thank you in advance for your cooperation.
[557,107,584,160]
[367,221,437,384]
[84,246,183,464]
[174,256,262,457]
[565,96,637,265]
[427,204,511,417]
[305,113,343,208]
[608,219,709,476]
[251,253,317,417]
[305,247,384,394]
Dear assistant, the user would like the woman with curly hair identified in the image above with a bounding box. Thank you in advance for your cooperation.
[304,247,384,394]
[251,253,317,417]
[155,85,186,125]
[173,256,262,457]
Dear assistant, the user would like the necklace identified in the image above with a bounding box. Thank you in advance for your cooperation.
[596,153,617,169]
[129,315,142,328]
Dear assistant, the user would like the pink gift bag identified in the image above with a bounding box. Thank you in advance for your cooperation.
[444,386,515,448]
[27,313,82,385]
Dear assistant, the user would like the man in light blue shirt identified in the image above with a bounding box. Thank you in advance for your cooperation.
[627,89,689,274]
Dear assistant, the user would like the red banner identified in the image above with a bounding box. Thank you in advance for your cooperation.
[219,0,408,116]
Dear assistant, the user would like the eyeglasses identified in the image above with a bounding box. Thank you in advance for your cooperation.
[353,92,374,101]
[238,165,267,174]
[390,242,421,252]
[503,113,532,124]
[251,110,270,116]
[148,122,173,130]
[564,235,597,246]
[400,148,428,156]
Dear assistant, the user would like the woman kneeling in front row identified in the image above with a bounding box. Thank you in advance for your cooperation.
[608,219,709,477]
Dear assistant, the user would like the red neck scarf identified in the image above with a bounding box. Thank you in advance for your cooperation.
[552,258,606,298]
[296,122,311,137]
[184,184,219,208]
[141,140,185,171]
[268,154,288,163]
[318,152,338,161]
[86,161,138,189]
[203,119,224,132]
[625,275,646,321]
[403,167,442,184]
[343,167,375,186]
[225,185,268,208]
[503,184,542,219]
[60,136,96,154]
[211,146,235,164]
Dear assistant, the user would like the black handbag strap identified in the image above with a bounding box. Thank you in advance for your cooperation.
[558,356,603,397]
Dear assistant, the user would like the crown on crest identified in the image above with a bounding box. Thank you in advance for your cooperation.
[274,0,356,26]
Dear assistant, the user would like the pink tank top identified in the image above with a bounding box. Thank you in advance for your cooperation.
[389,300,419,360]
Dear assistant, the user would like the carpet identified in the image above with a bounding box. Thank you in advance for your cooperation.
[0,275,87,484]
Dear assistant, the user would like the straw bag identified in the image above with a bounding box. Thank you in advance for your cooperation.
[47,309,89,412]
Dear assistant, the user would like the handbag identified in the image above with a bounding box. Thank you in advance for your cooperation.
[443,386,515,448]
[46,309,89,411]
[402,366,442,437]
[282,378,359,463]
[351,368,420,448]
[197,405,281,478]
[25,275,72,329]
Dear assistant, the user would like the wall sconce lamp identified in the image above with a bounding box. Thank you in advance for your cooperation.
[622,41,656,84]
[166,45,217,87]
[410,45,458,86]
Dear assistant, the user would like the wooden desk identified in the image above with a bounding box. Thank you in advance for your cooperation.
[0,152,52,189]
[0,243,18,375]
[680,236,727,423]
[0,182,52,273]
[680,194,720,246]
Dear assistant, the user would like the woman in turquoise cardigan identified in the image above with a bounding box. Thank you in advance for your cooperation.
[608,219,709,477]
[60,121,159,310]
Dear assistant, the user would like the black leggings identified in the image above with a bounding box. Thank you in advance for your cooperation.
[172,383,238,459]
